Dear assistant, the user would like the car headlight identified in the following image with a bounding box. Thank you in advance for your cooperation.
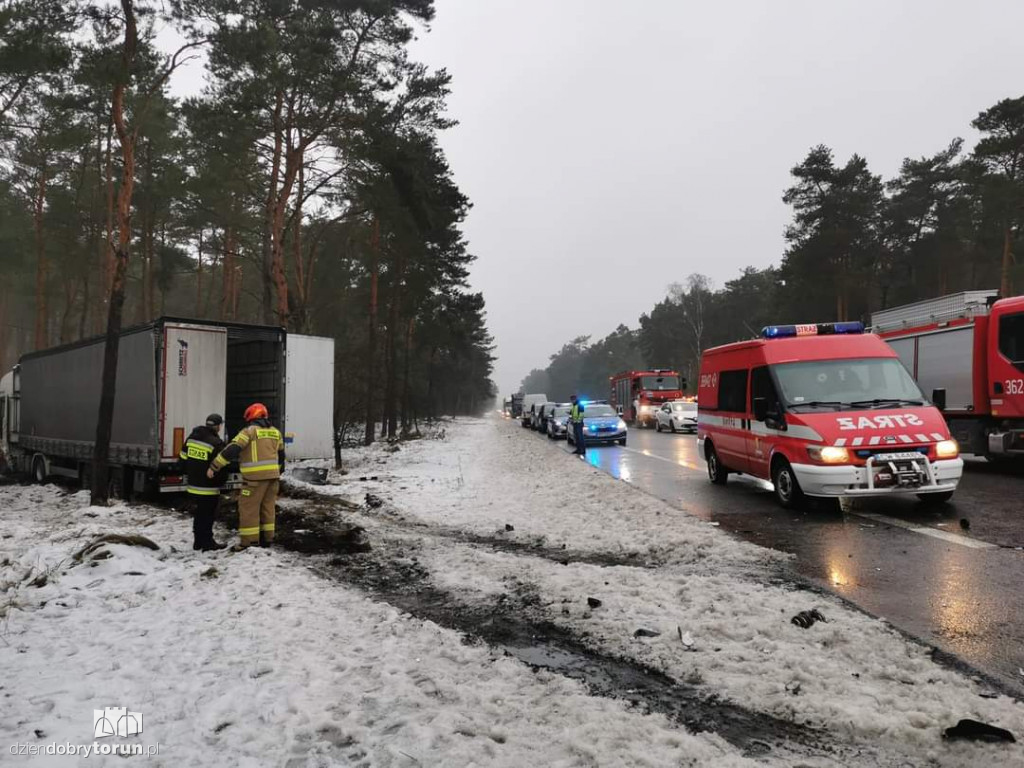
[807,445,849,464]
[935,439,959,459]
[617,419,627,430]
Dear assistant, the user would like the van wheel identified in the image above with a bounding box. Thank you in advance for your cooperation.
[917,491,954,505]
[32,456,46,484]
[706,444,728,485]
[772,458,804,509]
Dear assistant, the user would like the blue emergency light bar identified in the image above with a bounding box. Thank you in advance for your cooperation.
[761,321,864,339]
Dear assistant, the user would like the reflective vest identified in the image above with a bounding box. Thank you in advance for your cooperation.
[213,423,283,480]
[570,403,584,423]
[178,426,225,496]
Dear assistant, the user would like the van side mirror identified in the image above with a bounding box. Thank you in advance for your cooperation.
[931,388,946,412]
[752,397,768,422]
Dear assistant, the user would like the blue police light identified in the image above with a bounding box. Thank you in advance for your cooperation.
[761,322,864,339]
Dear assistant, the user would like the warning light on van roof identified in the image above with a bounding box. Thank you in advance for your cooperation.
[761,321,864,339]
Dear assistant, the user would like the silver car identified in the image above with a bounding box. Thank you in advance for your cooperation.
[655,400,698,433]
[545,404,572,439]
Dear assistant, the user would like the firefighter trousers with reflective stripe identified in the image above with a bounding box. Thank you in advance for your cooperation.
[191,493,220,547]
[238,479,278,547]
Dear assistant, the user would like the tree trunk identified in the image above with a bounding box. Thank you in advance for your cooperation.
[363,217,380,446]
[261,90,284,324]
[195,228,203,317]
[383,251,404,439]
[1001,225,1014,297]
[221,227,235,320]
[99,112,115,334]
[33,162,48,350]
[0,286,9,373]
[92,0,138,505]
[401,317,414,433]
[290,161,305,330]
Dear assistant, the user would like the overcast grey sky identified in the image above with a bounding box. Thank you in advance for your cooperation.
[403,0,1024,395]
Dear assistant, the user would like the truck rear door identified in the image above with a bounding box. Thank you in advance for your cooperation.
[285,334,335,459]
[160,323,228,460]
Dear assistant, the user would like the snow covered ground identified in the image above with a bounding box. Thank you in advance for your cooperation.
[1,415,1022,766]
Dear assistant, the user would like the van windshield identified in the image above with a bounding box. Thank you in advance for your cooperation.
[772,358,925,411]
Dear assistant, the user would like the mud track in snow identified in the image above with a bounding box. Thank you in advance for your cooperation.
[268,492,903,765]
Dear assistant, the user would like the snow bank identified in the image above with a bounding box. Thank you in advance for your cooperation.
[0,485,755,767]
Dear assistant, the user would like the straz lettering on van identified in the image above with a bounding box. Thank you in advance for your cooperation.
[699,372,718,389]
[836,414,925,431]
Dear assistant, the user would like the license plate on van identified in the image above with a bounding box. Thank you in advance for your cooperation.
[875,452,925,462]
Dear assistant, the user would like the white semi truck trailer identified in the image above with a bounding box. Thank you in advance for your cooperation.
[0,317,334,497]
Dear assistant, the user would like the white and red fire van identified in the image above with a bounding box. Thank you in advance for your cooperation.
[696,322,963,508]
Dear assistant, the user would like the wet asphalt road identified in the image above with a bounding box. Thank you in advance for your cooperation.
[537,423,1024,696]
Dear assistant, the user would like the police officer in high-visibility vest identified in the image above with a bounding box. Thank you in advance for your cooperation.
[179,413,227,551]
[569,394,586,456]
[208,402,285,548]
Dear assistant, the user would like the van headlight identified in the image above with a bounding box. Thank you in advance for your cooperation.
[807,445,849,464]
[935,439,959,459]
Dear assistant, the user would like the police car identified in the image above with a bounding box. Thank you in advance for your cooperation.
[696,322,962,508]
[566,401,628,447]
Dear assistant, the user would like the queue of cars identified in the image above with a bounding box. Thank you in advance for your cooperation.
[519,395,700,447]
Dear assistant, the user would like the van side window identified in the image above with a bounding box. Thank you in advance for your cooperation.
[750,367,780,414]
[718,369,748,412]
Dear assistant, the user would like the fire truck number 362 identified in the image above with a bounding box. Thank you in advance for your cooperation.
[1006,378,1024,395]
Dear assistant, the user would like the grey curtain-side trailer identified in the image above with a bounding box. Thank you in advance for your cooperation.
[0,317,286,497]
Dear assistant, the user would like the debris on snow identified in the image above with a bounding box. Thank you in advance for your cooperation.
[72,533,160,563]
[791,609,827,629]
[634,628,660,638]
[943,719,1015,743]
[291,466,328,485]
[364,492,385,508]
[587,597,602,609]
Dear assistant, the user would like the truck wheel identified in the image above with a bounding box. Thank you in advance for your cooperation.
[771,458,804,509]
[706,444,728,485]
[32,456,46,484]
[917,491,954,505]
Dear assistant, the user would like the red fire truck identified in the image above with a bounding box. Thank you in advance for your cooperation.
[609,369,684,427]
[872,290,1024,459]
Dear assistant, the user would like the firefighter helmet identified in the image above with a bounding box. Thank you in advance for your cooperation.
[243,402,269,422]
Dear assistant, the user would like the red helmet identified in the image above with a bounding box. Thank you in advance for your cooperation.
[243,402,269,422]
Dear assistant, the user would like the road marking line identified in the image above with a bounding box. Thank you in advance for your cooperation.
[621,446,702,471]
[852,512,996,549]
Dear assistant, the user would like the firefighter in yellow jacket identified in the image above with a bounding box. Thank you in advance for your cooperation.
[208,402,285,548]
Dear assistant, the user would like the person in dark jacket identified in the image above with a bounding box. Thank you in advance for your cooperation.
[179,413,227,551]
